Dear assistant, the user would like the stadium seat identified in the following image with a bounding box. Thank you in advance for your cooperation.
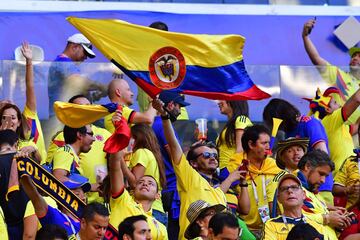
[14,44,44,64]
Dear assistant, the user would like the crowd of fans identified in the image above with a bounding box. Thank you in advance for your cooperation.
[0,18,360,240]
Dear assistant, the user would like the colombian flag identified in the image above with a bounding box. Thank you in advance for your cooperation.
[54,101,130,153]
[67,17,270,100]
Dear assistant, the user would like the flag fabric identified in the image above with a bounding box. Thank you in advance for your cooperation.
[54,101,118,128]
[54,101,130,152]
[103,117,131,154]
[67,17,270,100]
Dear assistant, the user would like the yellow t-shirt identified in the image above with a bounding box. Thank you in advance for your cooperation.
[302,188,328,224]
[130,148,164,213]
[334,155,360,208]
[321,63,360,124]
[52,145,82,175]
[0,207,8,240]
[217,115,253,169]
[228,152,281,230]
[173,155,227,240]
[18,139,38,151]
[47,126,110,203]
[104,105,135,133]
[109,189,168,240]
[322,108,354,173]
[22,106,47,163]
[177,107,189,121]
[24,196,58,230]
[262,215,336,240]
[301,188,338,239]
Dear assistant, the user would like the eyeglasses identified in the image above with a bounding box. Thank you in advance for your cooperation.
[278,184,301,193]
[195,152,218,159]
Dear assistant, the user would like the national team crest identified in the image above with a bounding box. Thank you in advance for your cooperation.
[149,46,186,89]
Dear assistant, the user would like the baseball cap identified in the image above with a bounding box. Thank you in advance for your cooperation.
[277,173,302,191]
[67,33,96,58]
[63,173,91,193]
[349,47,360,58]
[159,91,190,107]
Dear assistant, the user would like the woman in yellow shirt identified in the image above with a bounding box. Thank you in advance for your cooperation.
[121,123,167,226]
[216,100,253,169]
[0,43,43,162]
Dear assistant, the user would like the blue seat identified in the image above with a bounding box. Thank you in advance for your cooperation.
[172,0,222,3]
[224,0,269,3]
[272,0,326,5]
[327,0,351,5]
[102,0,171,2]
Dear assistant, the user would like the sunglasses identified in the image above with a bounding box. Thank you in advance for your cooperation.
[85,131,94,137]
[195,152,218,159]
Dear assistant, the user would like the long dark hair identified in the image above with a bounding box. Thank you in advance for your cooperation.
[263,98,300,133]
[217,100,249,148]
[131,124,167,189]
[0,103,26,140]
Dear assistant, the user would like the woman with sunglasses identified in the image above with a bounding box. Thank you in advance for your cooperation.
[120,123,167,226]
[0,42,44,163]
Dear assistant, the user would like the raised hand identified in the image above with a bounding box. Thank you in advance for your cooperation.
[302,18,316,37]
[152,98,166,116]
[21,42,32,61]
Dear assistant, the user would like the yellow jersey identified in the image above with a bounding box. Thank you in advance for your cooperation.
[262,215,336,240]
[130,148,164,213]
[322,108,354,173]
[47,125,110,203]
[23,106,47,163]
[217,115,252,169]
[109,189,168,240]
[334,155,360,208]
[228,152,281,230]
[320,63,360,124]
[104,105,135,133]
[173,155,227,240]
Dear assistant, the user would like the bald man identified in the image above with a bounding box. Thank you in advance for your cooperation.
[105,78,156,132]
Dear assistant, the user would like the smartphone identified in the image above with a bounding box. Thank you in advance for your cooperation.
[2,115,11,125]
[346,212,357,224]
[346,212,356,218]
[308,17,317,34]
[238,159,249,178]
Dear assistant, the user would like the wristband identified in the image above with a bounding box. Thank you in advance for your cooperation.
[161,114,170,120]
[239,183,248,187]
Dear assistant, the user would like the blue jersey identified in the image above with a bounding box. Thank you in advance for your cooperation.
[286,116,333,192]
[152,116,178,191]
[286,116,329,151]
[152,116,181,219]
[39,205,80,238]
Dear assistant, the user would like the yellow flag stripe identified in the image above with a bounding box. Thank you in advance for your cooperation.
[67,17,245,70]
